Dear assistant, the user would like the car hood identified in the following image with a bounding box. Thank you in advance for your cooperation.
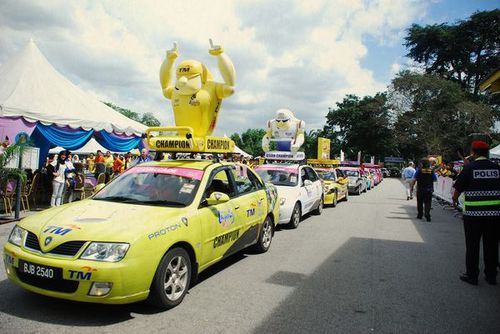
[17,200,187,252]
[322,180,337,189]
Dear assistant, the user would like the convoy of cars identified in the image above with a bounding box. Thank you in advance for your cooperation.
[3,151,383,309]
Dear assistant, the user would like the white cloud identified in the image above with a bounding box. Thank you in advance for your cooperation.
[391,63,402,76]
[0,0,428,136]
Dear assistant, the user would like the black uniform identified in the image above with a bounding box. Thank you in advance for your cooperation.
[414,168,436,220]
[453,157,500,280]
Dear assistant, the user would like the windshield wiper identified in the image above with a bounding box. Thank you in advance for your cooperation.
[142,200,186,207]
[93,196,141,203]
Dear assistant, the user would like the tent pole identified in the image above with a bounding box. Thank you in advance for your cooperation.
[15,148,22,219]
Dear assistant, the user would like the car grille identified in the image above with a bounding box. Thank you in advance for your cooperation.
[16,270,79,293]
[25,232,42,251]
[25,232,86,257]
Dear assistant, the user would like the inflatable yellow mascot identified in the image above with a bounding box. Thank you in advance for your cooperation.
[262,109,305,154]
[159,39,235,137]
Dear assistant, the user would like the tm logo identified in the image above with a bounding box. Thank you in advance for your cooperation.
[69,266,97,280]
[43,225,80,236]
[246,208,256,217]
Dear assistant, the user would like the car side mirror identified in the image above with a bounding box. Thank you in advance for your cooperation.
[206,192,230,206]
[303,180,313,187]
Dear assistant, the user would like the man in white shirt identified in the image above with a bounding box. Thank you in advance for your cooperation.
[402,162,416,200]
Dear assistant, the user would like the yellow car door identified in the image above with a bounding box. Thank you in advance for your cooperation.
[230,165,267,245]
[198,167,243,267]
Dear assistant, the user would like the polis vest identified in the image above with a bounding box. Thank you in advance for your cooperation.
[416,168,434,192]
[462,159,500,218]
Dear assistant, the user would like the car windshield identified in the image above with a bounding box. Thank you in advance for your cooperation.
[255,167,298,187]
[317,171,336,181]
[344,170,359,177]
[93,166,203,207]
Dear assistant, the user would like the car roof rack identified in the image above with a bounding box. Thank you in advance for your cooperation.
[306,159,341,168]
[262,151,307,165]
[145,127,237,164]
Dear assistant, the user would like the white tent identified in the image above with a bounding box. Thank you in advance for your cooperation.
[490,144,500,159]
[234,145,252,158]
[0,40,146,136]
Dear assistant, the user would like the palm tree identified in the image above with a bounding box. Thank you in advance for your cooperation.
[0,143,28,218]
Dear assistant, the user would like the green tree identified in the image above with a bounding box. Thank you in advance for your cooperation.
[304,130,320,159]
[322,93,397,161]
[141,112,161,127]
[389,71,498,161]
[404,9,500,96]
[103,102,161,127]
[230,133,243,148]
[229,129,266,157]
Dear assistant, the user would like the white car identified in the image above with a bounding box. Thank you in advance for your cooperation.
[255,164,323,229]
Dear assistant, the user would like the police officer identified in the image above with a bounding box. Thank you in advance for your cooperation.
[453,141,500,285]
[412,158,437,222]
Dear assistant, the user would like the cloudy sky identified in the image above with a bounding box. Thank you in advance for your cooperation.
[0,0,497,136]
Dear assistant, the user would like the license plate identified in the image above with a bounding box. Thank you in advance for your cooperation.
[18,260,62,280]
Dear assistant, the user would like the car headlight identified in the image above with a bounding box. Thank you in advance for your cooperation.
[8,225,25,247]
[80,242,129,262]
[280,197,286,206]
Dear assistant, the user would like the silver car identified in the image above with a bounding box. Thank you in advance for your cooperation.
[339,167,366,195]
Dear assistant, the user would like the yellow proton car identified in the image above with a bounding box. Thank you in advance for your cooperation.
[3,160,279,309]
[314,168,349,206]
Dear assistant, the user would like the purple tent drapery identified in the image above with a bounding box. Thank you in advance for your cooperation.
[0,117,36,142]
[0,117,143,168]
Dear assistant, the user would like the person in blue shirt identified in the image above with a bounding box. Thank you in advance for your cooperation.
[402,162,416,200]
[136,148,152,165]
[412,158,437,222]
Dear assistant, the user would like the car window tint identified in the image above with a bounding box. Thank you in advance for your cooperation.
[301,168,309,184]
[93,171,200,206]
[231,165,258,195]
[205,169,236,198]
[248,169,264,189]
[305,167,319,182]
[255,169,298,187]
[343,170,359,177]
[317,171,336,181]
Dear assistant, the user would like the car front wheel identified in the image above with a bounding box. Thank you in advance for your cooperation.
[252,216,273,253]
[288,203,301,229]
[313,196,323,215]
[149,247,192,310]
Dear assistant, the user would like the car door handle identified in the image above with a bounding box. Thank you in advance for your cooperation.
[234,206,240,210]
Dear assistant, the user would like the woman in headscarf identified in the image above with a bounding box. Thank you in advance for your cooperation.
[48,150,68,207]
